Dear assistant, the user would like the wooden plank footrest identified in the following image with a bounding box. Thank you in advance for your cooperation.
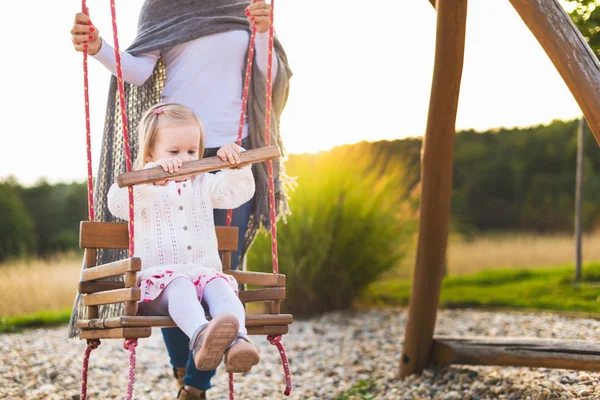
[81,327,152,340]
[432,336,600,372]
[78,314,292,338]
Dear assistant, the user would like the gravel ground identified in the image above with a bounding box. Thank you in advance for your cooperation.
[2,308,600,400]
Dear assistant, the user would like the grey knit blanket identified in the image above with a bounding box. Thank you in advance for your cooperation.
[68,0,292,338]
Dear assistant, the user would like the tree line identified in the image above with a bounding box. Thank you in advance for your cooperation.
[1,118,599,263]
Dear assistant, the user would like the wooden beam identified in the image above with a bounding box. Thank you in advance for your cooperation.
[80,221,237,251]
[247,325,288,335]
[83,249,99,319]
[82,258,141,281]
[80,221,129,250]
[238,287,285,303]
[224,270,286,287]
[116,145,281,187]
[80,327,151,340]
[83,288,141,306]
[79,280,124,294]
[432,336,600,372]
[400,0,467,378]
[429,0,435,8]
[509,0,600,145]
[76,314,293,329]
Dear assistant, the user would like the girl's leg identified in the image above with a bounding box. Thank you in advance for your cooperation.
[158,280,216,391]
[151,278,208,338]
[202,278,247,337]
[203,278,260,373]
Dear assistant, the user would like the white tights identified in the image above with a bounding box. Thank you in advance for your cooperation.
[139,277,247,339]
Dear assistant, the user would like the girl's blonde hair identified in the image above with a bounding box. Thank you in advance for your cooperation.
[134,102,206,170]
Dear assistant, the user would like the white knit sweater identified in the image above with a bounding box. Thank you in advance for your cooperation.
[107,165,255,276]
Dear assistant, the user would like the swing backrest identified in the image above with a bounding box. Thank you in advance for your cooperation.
[79,221,238,269]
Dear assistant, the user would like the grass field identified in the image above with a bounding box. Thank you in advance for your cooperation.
[0,253,82,317]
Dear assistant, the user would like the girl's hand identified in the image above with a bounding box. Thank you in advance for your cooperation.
[154,157,183,185]
[71,13,102,55]
[217,143,242,165]
[245,1,272,34]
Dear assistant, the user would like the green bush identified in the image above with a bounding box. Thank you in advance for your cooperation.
[247,148,416,316]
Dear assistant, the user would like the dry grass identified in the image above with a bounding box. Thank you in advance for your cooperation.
[385,232,600,280]
[0,253,82,317]
[447,232,600,275]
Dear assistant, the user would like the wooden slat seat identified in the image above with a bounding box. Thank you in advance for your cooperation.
[77,221,291,340]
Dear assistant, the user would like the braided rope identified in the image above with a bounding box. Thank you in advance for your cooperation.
[109,0,135,258]
[268,335,292,396]
[80,339,101,400]
[123,339,138,400]
[229,372,235,400]
[79,3,100,400]
[82,1,95,221]
[227,1,258,227]
[264,2,292,395]
[110,2,139,399]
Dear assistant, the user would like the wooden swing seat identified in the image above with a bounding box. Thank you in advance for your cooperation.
[76,221,292,340]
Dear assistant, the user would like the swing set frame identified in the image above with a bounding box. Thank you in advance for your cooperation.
[401,0,600,377]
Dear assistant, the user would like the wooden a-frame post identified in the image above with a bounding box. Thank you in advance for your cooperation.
[400,0,467,377]
[401,0,600,378]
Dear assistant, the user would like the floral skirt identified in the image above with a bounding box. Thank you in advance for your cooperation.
[137,264,238,305]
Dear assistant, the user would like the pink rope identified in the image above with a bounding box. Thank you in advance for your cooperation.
[81,1,95,221]
[80,339,101,400]
[226,0,258,227]
[109,0,135,257]
[229,372,235,400]
[123,339,138,400]
[268,335,292,396]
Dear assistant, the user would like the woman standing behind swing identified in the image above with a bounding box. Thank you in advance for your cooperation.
[68,1,292,399]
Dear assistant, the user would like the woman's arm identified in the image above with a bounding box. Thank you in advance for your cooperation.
[71,13,159,86]
[92,39,160,86]
[255,32,279,81]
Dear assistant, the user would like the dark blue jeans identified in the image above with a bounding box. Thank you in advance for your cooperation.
[160,139,253,390]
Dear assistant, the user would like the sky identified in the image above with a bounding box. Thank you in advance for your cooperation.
[0,0,583,185]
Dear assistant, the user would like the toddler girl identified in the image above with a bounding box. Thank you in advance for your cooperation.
[108,102,260,373]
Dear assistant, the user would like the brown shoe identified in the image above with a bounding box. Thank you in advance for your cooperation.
[173,366,186,389]
[224,337,260,373]
[190,313,239,371]
[177,387,207,400]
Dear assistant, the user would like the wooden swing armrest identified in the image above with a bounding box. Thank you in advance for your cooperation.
[116,145,281,187]
[82,257,141,281]
[224,270,286,287]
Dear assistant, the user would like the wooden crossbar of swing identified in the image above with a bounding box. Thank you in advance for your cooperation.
[76,314,293,329]
[432,336,600,372]
[79,271,286,294]
[116,145,281,187]
[80,325,288,340]
[80,281,284,302]
[81,257,141,281]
